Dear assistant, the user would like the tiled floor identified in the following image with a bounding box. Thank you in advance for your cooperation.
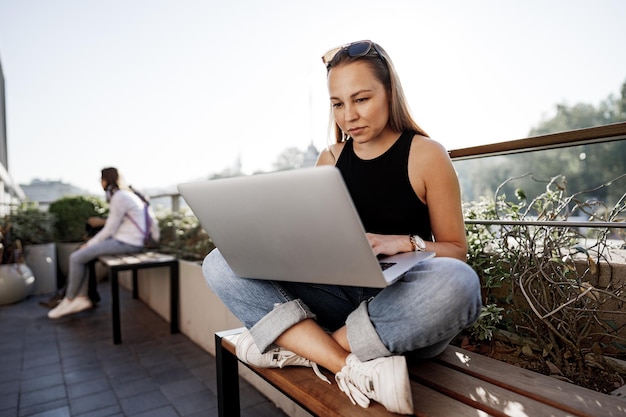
[0,279,288,417]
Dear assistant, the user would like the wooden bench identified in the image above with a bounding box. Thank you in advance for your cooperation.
[215,327,626,417]
[89,252,179,344]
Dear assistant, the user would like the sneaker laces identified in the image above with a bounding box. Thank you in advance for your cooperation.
[335,367,371,408]
[242,341,331,385]
[335,354,414,415]
[273,349,331,384]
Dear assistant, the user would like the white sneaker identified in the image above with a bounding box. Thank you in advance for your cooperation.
[335,353,413,415]
[48,297,92,319]
[236,329,330,383]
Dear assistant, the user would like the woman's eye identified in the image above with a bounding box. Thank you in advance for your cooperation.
[355,97,368,103]
[332,102,343,108]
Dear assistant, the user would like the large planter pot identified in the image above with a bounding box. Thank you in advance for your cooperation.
[24,243,57,295]
[0,264,35,305]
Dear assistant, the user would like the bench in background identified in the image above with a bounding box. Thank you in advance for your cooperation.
[90,252,179,344]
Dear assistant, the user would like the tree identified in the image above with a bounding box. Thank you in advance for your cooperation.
[529,79,626,136]
[273,147,305,171]
[456,79,626,208]
[272,144,320,171]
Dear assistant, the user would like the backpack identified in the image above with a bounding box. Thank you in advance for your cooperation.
[128,186,160,249]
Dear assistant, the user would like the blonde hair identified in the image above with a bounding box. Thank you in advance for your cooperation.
[325,41,429,143]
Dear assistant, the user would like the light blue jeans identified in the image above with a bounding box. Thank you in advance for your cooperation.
[203,248,482,361]
[65,238,143,298]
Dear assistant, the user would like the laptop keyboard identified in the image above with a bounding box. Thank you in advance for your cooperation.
[379,262,396,271]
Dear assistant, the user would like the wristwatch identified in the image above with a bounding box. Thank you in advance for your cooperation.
[410,234,426,252]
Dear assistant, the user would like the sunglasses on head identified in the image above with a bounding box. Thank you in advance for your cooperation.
[321,40,385,68]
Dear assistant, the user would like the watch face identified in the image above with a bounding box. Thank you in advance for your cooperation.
[411,235,425,251]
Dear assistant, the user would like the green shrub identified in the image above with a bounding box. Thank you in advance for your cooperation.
[157,210,214,262]
[6,203,56,245]
[48,196,108,242]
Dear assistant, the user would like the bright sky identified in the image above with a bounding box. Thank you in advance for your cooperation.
[0,0,624,195]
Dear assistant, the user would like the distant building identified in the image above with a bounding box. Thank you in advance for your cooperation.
[20,179,94,210]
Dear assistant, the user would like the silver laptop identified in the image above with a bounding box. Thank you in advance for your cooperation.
[177,165,434,288]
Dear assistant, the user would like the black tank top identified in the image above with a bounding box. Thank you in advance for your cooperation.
[335,131,432,239]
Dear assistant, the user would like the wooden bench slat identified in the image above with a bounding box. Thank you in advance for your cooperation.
[409,381,498,417]
[434,346,626,417]
[98,252,177,267]
[412,360,572,417]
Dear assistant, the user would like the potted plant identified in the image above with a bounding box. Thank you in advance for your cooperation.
[0,216,35,305]
[48,195,108,285]
[7,203,57,295]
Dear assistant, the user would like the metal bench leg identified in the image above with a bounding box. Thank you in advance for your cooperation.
[87,260,100,304]
[170,262,180,334]
[132,270,139,299]
[110,270,122,344]
[215,332,240,417]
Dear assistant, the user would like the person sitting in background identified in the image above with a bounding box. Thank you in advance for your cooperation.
[48,167,159,319]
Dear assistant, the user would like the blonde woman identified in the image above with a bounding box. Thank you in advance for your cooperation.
[203,41,481,414]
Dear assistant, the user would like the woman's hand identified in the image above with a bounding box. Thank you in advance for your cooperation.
[366,233,412,256]
[87,216,106,228]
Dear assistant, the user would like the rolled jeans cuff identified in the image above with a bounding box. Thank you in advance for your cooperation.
[249,299,315,353]
[346,300,392,361]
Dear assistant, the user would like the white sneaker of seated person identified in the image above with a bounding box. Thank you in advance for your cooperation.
[48,296,93,319]
[335,353,414,415]
[237,329,413,414]
[235,329,330,383]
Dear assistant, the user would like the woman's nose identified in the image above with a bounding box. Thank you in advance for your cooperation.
[344,103,358,122]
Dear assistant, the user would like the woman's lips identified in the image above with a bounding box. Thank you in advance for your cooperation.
[348,127,365,136]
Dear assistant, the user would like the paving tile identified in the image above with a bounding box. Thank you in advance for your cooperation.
[28,405,71,417]
[119,390,169,415]
[0,391,18,411]
[0,279,287,417]
[20,373,65,394]
[0,353,23,374]
[0,379,19,395]
[22,351,59,369]
[110,376,159,399]
[170,388,218,416]
[130,406,180,417]
[69,389,118,415]
[66,377,112,399]
[74,404,122,417]
[160,376,208,401]
[149,365,194,386]
[20,361,63,381]
[19,384,66,407]
[64,365,108,386]
[19,398,68,417]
